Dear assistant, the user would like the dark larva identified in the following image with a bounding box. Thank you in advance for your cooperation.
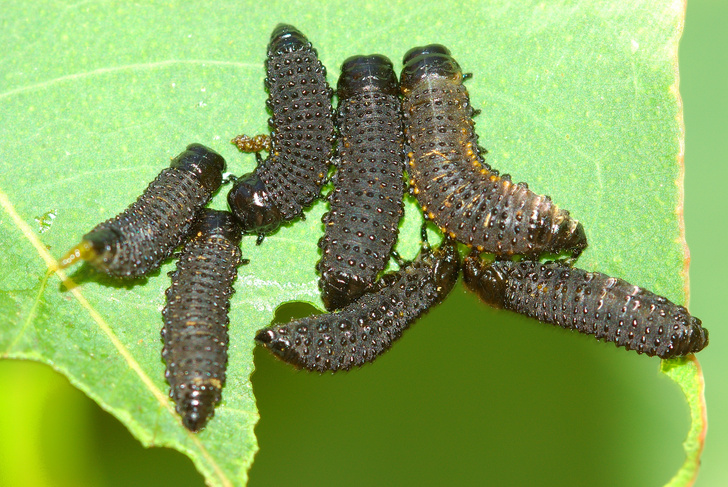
[257,239,460,372]
[162,209,243,432]
[400,45,587,258]
[317,54,405,310]
[228,24,335,238]
[462,256,709,358]
[59,143,225,278]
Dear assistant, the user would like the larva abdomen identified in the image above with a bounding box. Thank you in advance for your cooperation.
[257,240,461,372]
[400,45,586,258]
[228,24,334,237]
[59,143,225,277]
[462,256,709,358]
[162,209,243,432]
[317,54,405,310]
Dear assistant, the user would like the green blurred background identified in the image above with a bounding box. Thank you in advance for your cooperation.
[1,1,726,486]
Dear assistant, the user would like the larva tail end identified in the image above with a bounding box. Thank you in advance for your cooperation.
[462,256,509,309]
[319,271,369,311]
[58,240,97,270]
[549,218,588,257]
[175,383,221,433]
[256,328,304,368]
[182,413,207,433]
[569,221,588,256]
[255,328,290,354]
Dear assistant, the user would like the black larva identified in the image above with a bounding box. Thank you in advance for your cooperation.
[228,24,335,239]
[162,209,243,432]
[400,45,587,258]
[59,143,225,278]
[462,256,709,358]
[317,54,405,310]
[256,239,461,372]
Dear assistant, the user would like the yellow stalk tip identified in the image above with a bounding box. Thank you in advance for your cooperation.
[58,240,96,269]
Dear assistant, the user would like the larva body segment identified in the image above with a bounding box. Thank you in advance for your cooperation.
[162,209,243,432]
[59,143,225,278]
[400,45,586,258]
[317,54,405,310]
[462,256,709,358]
[257,240,461,372]
[228,24,335,237]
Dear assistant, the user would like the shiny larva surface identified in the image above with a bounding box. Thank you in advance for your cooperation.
[317,54,405,311]
[228,24,335,236]
[400,45,587,258]
[462,257,709,358]
[62,143,225,278]
[162,209,243,432]
[257,240,461,372]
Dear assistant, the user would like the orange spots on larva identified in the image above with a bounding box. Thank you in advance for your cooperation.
[399,45,586,257]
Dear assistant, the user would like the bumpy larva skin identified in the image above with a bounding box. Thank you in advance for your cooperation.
[77,143,225,278]
[162,209,243,432]
[462,257,709,358]
[228,24,334,236]
[317,54,405,311]
[257,240,461,372]
[400,45,587,258]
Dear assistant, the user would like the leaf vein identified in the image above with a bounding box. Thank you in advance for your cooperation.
[5,271,51,352]
[0,187,232,487]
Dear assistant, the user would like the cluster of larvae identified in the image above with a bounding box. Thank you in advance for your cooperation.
[56,24,708,432]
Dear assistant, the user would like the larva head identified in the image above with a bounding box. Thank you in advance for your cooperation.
[402,44,452,66]
[462,256,509,309]
[429,239,461,296]
[227,171,284,235]
[193,209,243,246]
[400,44,462,92]
[319,271,369,311]
[269,23,310,54]
[337,54,399,99]
[546,217,588,257]
[255,327,303,367]
[170,143,226,193]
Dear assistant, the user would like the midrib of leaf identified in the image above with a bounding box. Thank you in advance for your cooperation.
[0,188,233,487]
[6,270,50,352]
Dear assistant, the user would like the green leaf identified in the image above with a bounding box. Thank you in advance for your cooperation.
[661,357,707,487]
[0,1,705,486]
